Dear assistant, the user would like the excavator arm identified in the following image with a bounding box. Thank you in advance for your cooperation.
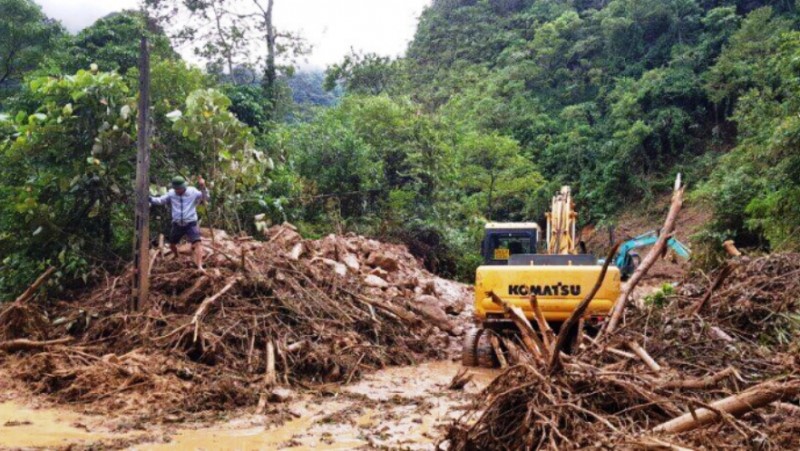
[615,231,691,279]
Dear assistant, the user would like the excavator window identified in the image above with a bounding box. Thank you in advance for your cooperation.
[483,231,536,265]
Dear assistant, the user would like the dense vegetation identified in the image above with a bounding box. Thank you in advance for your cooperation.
[2,0,800,299]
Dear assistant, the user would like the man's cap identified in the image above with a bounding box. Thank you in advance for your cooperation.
[171,176,187,189]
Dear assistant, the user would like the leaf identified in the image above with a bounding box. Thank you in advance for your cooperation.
[87,200,100,218]
[166,110,183,121]
[120,105,131,120]
[62,103,73,117]
[32,226,43,236]
[29,113,47,123]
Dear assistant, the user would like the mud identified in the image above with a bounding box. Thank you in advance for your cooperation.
[0,361,498,450]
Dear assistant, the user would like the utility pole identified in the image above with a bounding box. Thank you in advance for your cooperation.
[131,35,151,311]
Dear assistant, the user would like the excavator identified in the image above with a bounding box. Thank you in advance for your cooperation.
[462,187,692,366]
[615,231,691,280]
[463,186,620,367]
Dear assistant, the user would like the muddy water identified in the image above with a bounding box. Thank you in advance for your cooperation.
[0,361,498,450]
[0,400,138,448]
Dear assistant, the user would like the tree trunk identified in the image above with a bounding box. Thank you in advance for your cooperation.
[262,0,277,120]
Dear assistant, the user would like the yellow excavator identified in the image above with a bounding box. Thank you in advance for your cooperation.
[463,186,621,367]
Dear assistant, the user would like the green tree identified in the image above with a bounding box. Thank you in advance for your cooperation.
[65,11,177,75]
[0,0,65,101]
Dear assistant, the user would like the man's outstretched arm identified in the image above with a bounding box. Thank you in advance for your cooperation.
[150,192,170,206]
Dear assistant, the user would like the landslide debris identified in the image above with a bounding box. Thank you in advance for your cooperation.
[0,224,471,419]
[447,253,800,450]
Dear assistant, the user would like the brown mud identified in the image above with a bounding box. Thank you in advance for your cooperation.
[0,361,498,450]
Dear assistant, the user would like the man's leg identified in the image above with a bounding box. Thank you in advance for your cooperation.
[187,223,204,271]
[192,242,204,270]
[168,223,184,259]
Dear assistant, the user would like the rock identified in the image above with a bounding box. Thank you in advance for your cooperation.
[267,225,302,250]
[385,287,401,299]
[318,258,347,277]
[364,275,389,288]
[411,298,463,336]
[341,253,360,271]
[369,267,389,278]
[366,252,400,272]
[361,239,381,253]
[268,387,294,403]
[287,242,304,261]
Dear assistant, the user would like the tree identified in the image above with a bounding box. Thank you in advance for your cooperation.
[458,132,543,219]
[65,11,177,74]
[146,0,308,121]
[325,51,399,96]
[0,0,65,101]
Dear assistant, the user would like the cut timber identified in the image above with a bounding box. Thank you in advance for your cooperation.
[13,266,56,304]
[606,176,684,334]
[627,341,662,372]
[653,380,800,434]
[191,277,239,342]
[0,337,73,353]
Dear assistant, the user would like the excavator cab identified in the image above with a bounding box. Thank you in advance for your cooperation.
[481,223,540,265]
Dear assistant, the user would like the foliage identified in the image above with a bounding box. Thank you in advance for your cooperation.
[64,11,177,75]
[0,0,65,102]
[0,68,265,300]
[0,68,136,297]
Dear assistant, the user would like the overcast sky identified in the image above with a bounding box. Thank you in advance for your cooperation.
[35,0,431,69]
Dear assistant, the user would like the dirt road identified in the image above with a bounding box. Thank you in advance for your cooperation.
[0,361,497,450]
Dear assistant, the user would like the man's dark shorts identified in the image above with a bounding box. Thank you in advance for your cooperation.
[169,221,202,245]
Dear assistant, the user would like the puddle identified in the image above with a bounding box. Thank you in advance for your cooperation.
[0,400,132,448]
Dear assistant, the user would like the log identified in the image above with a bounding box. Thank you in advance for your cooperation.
[489,292,545,361]
[286,340,309,353]
[448,368,474,390]
[14,267,56,304]
[179,276,211,303]
[488,333,508,369]
[653,380,800,433]
[627,341,662,372]
[690,262,736,315]
[709,326,735,343]
[723,240,741,257]
[0,337,73,353]
[530,296,554,351]
[549,243,620,373]
[606,176,684,334]
[659,367,737,390]
[191,277,239,342]
[264,339,276,387]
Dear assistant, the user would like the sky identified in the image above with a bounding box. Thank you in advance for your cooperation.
[35,0,432,69]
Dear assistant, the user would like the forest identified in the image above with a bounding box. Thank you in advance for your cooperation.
[1,0,799,297]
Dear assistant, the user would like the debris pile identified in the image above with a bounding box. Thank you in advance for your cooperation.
[0,224,471,418]
[447,253,800,450]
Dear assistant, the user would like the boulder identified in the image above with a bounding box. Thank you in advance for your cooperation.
[364,275,389,288]
[366,252,400,272]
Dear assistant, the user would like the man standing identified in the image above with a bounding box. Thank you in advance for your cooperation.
[150,176,209,270]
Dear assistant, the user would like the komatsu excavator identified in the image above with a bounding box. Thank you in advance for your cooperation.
[463,186,621,367]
